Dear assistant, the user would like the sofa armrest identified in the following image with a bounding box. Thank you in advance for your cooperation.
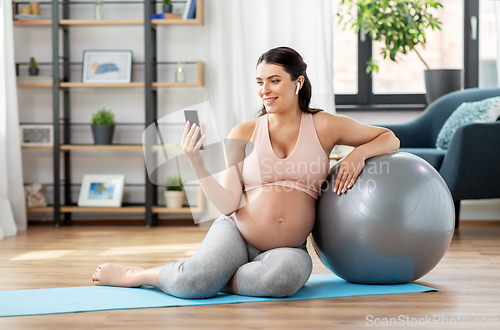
[439,121,500,200]
[378,121,433,148]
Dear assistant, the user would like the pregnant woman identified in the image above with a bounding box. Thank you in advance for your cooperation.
[92,46,400,298]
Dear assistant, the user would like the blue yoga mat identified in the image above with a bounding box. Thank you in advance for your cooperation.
[0,274,437,317]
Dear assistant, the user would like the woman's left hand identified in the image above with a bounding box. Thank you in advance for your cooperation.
[334,149,366,195]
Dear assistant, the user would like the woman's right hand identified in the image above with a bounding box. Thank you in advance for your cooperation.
[181,121,206,166]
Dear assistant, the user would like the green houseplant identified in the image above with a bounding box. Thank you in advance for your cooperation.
[163,0,173,13]
[90,107,115,145]
[337,0,462,104]
[29,57,39,76]
[164,175,184,209]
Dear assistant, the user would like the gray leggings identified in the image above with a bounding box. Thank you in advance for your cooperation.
[159,214,313,299]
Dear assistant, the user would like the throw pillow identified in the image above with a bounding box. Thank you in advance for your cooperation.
[436,96,500,149]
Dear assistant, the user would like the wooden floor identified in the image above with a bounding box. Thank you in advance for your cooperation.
[0,221,499,329]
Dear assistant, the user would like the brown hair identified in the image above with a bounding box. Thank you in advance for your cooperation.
[256,46,323,117]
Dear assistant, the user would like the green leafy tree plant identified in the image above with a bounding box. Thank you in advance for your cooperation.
[337,0,443,74]
[166,175,183,191]
[91,108,115,125]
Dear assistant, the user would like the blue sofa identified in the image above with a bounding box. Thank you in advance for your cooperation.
[380,88,500,229]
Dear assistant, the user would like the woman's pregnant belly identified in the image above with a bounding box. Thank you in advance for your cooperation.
[233,185,316,251]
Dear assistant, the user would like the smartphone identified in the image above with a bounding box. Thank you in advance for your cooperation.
[184,109,205,150]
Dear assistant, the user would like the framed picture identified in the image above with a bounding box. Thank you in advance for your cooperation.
[77,174,125,207]
[19,125,53,146]
[82,50,133,83]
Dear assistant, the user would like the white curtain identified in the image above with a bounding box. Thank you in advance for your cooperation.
[197,0,334,223]
[205,0,335,138]
[0,0,27,240]
[495,2,500,86]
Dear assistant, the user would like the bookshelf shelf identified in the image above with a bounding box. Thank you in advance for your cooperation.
[16,0,205,227]
[59,19,143,26]
[14,20,52,26]
[17,83,53,88]
[22,146,53,150]
[27,207,54,213]
[60,206,146,213]
[60,145,143,151]
[60,82,145,88]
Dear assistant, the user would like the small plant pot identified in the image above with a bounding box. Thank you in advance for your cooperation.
[164,190,184,209]
[29,68,39,76]
[163,4,173,13]
[91,124,115,145]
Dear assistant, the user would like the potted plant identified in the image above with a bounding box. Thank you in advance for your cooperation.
[29,57,39,76]
[337,0,462,104]
[163,0,173,13]
[90,107,115,145]
[164,175,184,209]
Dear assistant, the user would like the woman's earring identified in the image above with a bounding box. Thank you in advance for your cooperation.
[295,82,300,95]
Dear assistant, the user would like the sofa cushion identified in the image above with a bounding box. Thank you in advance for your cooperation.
[398,148,447,170]
[436,96,500,149]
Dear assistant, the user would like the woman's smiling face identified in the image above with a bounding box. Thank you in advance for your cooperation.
[256,62,299,114]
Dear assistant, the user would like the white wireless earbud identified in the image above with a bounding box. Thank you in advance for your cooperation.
[295,82,300,95]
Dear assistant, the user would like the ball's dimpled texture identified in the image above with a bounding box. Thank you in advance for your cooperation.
[312,152,454,284]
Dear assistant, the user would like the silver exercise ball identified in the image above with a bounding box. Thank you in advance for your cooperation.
[312,152,454,284]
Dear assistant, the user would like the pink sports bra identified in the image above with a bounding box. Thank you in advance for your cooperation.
[241,111,330,199]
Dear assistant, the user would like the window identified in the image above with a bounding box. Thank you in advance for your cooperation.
[334,0,480,110]
[333,0,357,95]
[479,0,498,87]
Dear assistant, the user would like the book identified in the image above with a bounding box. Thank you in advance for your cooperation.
[14,14,51,20]
[187,0,196,19]
[182,0,193,20]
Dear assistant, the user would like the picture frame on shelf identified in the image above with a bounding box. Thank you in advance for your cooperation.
[77,174,125,207]
[82,50,133,84]
[19,124,53,146]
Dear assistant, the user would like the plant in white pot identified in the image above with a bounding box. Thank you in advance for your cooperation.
[91,107,115,145]
[164,175,184,209]
[337,0,462,104]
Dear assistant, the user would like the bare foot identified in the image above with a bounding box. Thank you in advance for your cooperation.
[92,263,145,287]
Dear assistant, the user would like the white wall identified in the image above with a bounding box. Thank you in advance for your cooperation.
[14,18,499,222]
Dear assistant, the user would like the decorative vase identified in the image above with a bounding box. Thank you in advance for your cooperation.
[30,2,40,15]
[29,67,39,76]
[176,65,185,83]
[164,190,185,209]
[95,0,103,20]
[424,69,463,105]
[91,124,115,145]
[163,4,173,13]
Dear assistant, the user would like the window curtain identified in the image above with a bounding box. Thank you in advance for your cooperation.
[0,0,27,240]
[495,2,500,86]
[198,0,334,223]
[205,0,334,139]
